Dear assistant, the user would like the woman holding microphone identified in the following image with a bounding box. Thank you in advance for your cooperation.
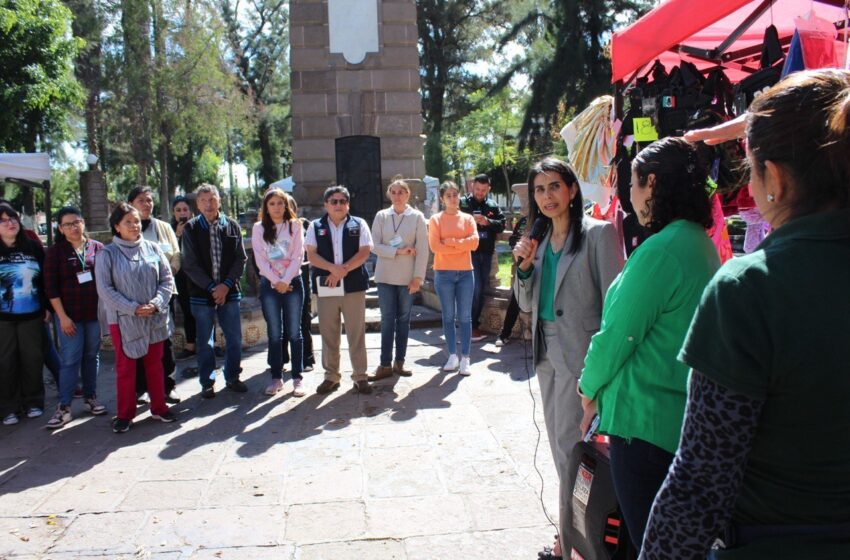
[369,177,429,381]
[512,158,623,559]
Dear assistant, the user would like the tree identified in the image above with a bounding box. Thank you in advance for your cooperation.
[64,0,103,162]
[218,0,290,187]
[0,0,83,153]
[121,0,154,184]
[493,0,651,150]
[417,0,508,181]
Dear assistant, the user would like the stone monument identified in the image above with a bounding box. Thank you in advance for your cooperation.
[290,0,425,220]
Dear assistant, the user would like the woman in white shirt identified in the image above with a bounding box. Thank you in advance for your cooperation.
[252,188,305,397]
[369,178,429,381]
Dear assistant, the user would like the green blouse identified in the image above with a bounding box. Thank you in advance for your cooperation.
[580,220,720,453]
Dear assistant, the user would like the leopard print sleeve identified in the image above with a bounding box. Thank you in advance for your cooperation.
[639,371,765,560]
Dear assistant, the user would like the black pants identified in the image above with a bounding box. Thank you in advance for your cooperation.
[281,266,314,367]
[0,317,45,416]
[174,270,196,345]
[609,435,675,555]
[499,291,520,339]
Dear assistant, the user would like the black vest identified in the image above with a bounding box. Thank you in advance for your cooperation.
[311,214,369,294]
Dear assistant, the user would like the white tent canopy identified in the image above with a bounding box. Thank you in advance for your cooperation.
[0,153,50,184]
[268,176,294,193]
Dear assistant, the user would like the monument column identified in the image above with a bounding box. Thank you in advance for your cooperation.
[290,0,425,216]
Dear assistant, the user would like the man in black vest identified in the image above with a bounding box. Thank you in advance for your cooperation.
[305,186,374,395]
[181,184,248,399]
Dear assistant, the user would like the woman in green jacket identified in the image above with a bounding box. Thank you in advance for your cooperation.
[579,137,720,553]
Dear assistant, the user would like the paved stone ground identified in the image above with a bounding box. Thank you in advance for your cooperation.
[0,329,558,559]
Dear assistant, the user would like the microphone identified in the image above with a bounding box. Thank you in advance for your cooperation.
[529,217,550,242]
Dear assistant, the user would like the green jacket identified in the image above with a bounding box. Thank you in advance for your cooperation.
[580,220,720,453]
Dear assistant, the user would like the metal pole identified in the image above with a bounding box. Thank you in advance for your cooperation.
[44,180,52,246]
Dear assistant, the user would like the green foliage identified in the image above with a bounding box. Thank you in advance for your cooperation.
[0,0,83,151]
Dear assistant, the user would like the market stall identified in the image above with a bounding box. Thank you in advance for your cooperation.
[0,153,54,244]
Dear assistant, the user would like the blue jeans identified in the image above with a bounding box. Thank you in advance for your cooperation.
[259,276,304,379]
[55,319,101,407]
[191,300,243,388]
[43,324,61,384]
[434,270,473,356]
[377,283,413,367]
[471,251,493,329]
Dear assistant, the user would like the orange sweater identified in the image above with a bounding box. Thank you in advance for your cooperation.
[428,211,480,271]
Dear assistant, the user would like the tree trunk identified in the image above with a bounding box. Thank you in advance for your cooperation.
[152,0,170,219]
[122,0,153,184]
[257,114,280,187]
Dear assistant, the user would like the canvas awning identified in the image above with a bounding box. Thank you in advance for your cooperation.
[611,0,849,84]
[0,153,51,184]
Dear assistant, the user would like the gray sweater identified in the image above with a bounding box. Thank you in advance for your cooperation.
[95,236,173,358]
[371,206,429,285]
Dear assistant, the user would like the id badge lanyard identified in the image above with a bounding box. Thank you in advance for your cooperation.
[390,213,406,247]
[76,241,93,284]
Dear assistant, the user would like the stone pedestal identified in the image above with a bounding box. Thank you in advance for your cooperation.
[79,170,109,231]
[290,0,425,216]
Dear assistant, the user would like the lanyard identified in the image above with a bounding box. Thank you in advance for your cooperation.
[391,212,406,234]
[74,241,88,271]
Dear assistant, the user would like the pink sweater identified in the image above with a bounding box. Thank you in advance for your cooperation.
[251,220,304,285]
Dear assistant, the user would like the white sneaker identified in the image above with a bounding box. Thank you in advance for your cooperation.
[442,354,460,372]
[292,379,305,397]
[3,413,19,426]
[495,337,510,347]
[264,379,283,395]
[458,356,471,376]
[26,407,43,419]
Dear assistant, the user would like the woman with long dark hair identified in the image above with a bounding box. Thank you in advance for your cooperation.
[0,204,48,426]
[642,69,850,560]
[44,207,106,428]
[252,188,305,396]
[96,203,175,433]
[512,158,623,558]
[579,137,720,555]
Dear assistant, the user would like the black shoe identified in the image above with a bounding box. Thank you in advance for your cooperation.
[226,380,248,393]
[180,367,199,379]
[201,386,216,399]
[112,418,131,433]
[316,380,340,394]
[151,410,177,423]
[174,349,196,361]
[165,389,181,404]
[214,347,225,358]
[353,380,373,394]
[303,364,314,372]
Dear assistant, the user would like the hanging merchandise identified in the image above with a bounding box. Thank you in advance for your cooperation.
[560,95,617,206]
[795,10,841,69]
[707,194,734,264]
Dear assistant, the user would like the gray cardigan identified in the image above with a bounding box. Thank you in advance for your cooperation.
[371,206,429,285]
[95,236,173,359]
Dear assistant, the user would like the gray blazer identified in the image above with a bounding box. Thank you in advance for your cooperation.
[515,216,623,375]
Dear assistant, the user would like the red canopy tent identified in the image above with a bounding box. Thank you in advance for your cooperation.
[611,0,848,85]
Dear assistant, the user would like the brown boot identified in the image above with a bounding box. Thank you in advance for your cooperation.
[393,361,412,377]
[368,365,394,382]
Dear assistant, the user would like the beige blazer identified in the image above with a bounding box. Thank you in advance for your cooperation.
[515,216,624,375]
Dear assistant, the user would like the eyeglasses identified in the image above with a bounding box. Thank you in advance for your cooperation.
[0,218,17,226]
[327,198,349,206]
[60,219,84,229]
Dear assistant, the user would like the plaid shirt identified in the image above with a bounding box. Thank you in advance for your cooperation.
[44,238,104,322]
[209,219,222,283]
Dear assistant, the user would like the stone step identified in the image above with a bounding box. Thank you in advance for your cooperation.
[310,304,442,334]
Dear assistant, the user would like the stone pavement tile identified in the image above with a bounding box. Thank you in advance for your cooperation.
[407,384,474,406]
[0,487,57,517]
[282,464,363,505]
[363,445,438,475]
[118,480,206,511]
[142,448,223,481]
[298,538,406,559]
[215,442,288,478]
[0,515,69,557]
[189,545,295,559]
[464,490,551,531]
[282,434,361,469]
[50,511,147,553]
[430,430,507,464]
[418,404,489,434]
[442,458,527,494]
[201,475,284,507]
[365,468,444,499]
[404,527,553,560]
[363,422,429,449]
[43,553,182,560]
[33,470,138,515]
[365,495,470,539]
[285,501,367,544]
[136,506,284,549]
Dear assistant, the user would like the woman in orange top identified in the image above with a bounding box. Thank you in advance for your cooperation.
[428,181,479,375]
